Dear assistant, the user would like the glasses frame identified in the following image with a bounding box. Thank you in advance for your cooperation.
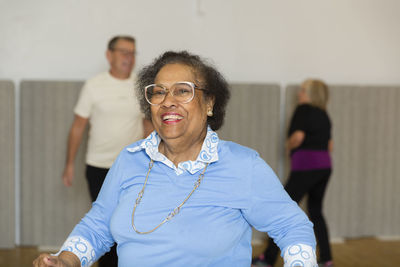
[144,81,206,106]
[111,48,137,57]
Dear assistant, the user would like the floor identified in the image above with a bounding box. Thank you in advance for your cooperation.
[1,237,399,267]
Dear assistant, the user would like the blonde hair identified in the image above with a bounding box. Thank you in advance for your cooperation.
[302,79,329,110]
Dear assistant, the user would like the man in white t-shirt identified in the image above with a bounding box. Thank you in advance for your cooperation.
[61,35,153,267]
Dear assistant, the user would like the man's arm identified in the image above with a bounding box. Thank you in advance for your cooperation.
[62,115,88,187]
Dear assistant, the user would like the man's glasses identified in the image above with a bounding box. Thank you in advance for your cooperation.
[144,81,206,105]
[111,48,136,57]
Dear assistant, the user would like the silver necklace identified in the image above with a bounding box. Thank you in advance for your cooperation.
[132,159,209,234]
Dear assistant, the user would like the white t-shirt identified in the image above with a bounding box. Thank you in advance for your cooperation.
[74,71,143,168]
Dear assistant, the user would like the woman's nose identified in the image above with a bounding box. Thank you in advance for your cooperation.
[161,89,177,106]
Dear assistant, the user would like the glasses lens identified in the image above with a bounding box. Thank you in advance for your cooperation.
[146,85,166,105]
[114,48,136,57]
[171,82,194,103]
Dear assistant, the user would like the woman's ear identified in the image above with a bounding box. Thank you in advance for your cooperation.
[208,95,215,110]
[207,98,215,115]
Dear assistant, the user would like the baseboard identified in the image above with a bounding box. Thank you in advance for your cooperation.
[377,235,400,241]
[330,237,345,243]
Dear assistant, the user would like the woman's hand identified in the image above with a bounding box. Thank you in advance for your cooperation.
[33,251,80,267]
[33,253,64,267]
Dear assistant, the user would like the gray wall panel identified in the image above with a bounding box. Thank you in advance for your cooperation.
[286,85,400,238]
[0,81,15,248]
[20,81,90,246]
[218,84,281,173]
[17,80,400,247]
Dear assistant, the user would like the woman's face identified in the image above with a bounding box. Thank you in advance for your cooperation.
[297,84,310,104]
[150,63,214,143]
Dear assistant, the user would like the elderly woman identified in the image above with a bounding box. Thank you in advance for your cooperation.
[34,51,317,267]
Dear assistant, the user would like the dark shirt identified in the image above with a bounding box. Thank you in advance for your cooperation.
[288,104,331,152]
[288,104,332,171]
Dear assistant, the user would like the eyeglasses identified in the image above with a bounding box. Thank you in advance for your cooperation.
[111,48,137,57]
[144,81,206,105]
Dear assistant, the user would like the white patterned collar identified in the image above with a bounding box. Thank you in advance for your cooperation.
[126,126,219,175]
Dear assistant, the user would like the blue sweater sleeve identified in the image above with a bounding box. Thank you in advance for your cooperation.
[241,152,316,253]
[61,152,125,264]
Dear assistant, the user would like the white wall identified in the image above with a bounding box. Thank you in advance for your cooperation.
[1,0,400,85]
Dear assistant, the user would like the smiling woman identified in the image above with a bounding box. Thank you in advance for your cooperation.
[33,51,318,267]
[136,51,229,131]
[147,63,214,164]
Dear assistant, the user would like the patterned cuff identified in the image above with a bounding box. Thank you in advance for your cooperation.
[55,236,96,267]
[283,243,317,267]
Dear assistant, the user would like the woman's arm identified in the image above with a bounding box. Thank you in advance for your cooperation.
[242,153,317,266]
[287,130,305,150]
[328,139,333,153]
[47,152,126,266]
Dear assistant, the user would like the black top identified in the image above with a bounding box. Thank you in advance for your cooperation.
[288,104,331,151]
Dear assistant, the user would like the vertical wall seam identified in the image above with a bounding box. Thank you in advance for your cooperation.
[15,80,20,245]
[277,83,286,181]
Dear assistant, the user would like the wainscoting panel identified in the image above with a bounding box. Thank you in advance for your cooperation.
[16,80,400,247]
[218,83,281,173]
[20,80,90,247]
[0,81,15,248]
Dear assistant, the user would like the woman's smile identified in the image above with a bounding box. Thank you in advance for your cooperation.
[161,112,184,124]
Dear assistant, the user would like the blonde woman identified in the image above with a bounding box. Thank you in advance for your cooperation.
[253,79,333,267]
